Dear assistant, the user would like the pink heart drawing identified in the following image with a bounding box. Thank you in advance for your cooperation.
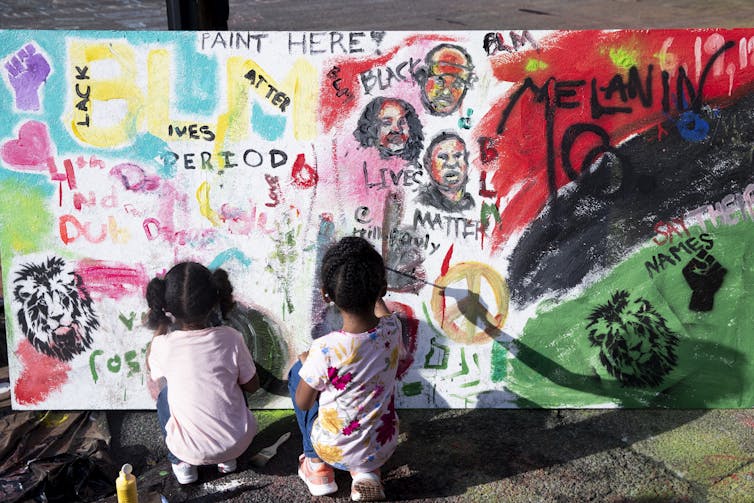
[1,120,53,171]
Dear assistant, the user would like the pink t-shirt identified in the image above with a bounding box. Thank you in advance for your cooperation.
[148,325,257,465]
[299,314,405,472]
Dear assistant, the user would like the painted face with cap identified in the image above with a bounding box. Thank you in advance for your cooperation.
[422,45,473,116]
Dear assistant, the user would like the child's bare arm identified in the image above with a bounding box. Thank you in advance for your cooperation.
[375,297,391,318]
[295,379,319,410]
[241,371,260,394]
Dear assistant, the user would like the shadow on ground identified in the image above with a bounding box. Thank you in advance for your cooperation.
[103,406,707,502]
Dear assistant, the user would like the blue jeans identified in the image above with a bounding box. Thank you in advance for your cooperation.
[156,386,181,465]
[288,360,319,459]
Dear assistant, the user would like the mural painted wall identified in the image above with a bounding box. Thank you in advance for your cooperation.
[1,29,753,410]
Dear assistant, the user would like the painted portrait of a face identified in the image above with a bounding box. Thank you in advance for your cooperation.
[417,44,475,116]
[377,100,410,156]
[416,132,475,212]
[353,97,424,162]
[429,135,468,191]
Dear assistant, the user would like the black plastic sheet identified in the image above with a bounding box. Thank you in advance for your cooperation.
[0,411,117,503]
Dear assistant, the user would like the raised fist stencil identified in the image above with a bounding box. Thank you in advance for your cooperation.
[682,249,727,312]
[4,44,51,111]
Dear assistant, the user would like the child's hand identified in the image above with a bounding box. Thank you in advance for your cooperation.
[298,351,309,363]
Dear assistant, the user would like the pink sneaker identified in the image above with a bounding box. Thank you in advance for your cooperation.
[171,462,198,484]
[297,454,337,496]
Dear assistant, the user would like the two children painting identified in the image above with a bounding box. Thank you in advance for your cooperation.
[145,236,407,501]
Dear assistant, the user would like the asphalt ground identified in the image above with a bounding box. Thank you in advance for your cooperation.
[0,0,752,31]
[2,1,754,502]
[100,407,754,503]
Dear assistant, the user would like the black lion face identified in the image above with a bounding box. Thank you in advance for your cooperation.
[586,290,679,388]
[12,256,99,361]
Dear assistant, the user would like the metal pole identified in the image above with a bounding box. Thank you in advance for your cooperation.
[165,0,199,30]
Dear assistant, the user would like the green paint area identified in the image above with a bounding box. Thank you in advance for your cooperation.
[607,46,639,69]
[402,381,423,396]
[254,409,295,432]
[490,342,507,383]
[0,178,54,347]
[0,179,53,253]
[507,223,754,408]
[524,58,548,72]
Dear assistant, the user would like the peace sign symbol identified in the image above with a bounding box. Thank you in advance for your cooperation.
[430,262,510,345]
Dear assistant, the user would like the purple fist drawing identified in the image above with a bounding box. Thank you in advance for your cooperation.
[4,44,51,111]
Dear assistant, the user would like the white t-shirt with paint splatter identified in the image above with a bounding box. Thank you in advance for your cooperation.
[299,314,405,472]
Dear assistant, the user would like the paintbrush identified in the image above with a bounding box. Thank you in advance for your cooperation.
[249,431,291,467]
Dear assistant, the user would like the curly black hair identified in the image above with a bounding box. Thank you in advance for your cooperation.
[320,237,387,314]
[146,262,235,328]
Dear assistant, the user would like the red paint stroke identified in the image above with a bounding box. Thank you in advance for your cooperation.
[320,34,456,132]
[291,153,318,188]
[386,301,418,379]
[14,339,71,406]
[1,120,53,171]
[440,244,454,276]
[475,29,754,252]
[438,245,455,329]
[58,214,107,245]
[76,260,149,301]
[63,159,77,189]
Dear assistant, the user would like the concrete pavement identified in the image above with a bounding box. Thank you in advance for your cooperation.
[103,407,754,502]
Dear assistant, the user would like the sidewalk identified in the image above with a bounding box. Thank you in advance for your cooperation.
[101,407,754,502]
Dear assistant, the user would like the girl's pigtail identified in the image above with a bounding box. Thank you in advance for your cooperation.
[212,268,235,318]
[145,277,171,330]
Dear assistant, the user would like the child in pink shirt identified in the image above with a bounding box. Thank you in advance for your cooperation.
[146,262,259,484]
[289,236,407,501]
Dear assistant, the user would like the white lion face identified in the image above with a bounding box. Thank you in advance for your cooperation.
[12,256,99,361]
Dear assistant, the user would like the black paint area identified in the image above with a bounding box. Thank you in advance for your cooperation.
[507,92,754,307]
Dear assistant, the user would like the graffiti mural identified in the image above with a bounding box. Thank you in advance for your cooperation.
[1,29,754,409]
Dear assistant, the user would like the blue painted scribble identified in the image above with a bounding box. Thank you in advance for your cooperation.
[676,111,709,143]
[209,248,253,271]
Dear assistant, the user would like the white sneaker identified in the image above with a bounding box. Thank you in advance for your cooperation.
[217,458,237,474]
[171,462,198,484]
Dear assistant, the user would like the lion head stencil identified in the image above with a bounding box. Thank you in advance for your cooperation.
[586,290,679,388]
[12,256,99,361]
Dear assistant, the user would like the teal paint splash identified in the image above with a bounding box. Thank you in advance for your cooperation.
[251,101,286,141]
[134,133,173,175]
[174,43,218,115]
[0,31,208,165]
[209,248,253,270]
